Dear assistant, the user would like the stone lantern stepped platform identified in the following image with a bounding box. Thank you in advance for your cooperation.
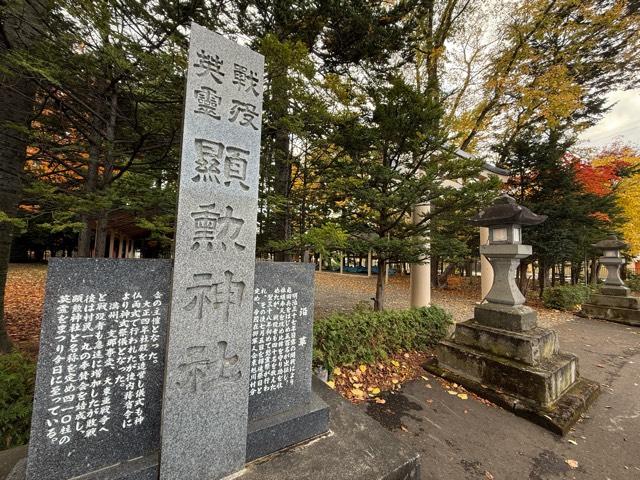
[454,320,558,365]
[580,289,640,327]
[424,355,600,435]
[580,301,640,327]
[434,340,578,406]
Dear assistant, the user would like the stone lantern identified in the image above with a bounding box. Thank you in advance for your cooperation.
[580,235,639,326]
[425,194,599,435]
[469,194,545,325]
[593,235,628,296]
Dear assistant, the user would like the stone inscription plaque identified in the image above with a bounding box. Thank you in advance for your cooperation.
[26,258,171,480]
[159,23,264,480]
[249,262,315,420]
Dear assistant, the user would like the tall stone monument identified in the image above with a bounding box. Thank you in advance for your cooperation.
[580,236,640,326]
[159,23,264,479]
[425,194,599,434]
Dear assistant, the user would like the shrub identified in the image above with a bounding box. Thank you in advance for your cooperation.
[313,305,452,371]
[627,273,640,292]
[0,352,36,450]
[542,284,593,311]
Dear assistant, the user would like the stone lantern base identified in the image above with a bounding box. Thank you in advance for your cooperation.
[424,308,599,435]
[580,287,640,327]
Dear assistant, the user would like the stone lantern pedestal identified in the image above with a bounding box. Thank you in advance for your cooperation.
[581,236,640,326]
[425,195,599,434]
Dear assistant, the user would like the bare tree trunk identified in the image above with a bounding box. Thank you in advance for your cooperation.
[375,258,386,311]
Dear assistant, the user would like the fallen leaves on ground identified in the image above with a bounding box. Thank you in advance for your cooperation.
[4,264,47,358]
[430,373,497,408]
[331,351,431,403]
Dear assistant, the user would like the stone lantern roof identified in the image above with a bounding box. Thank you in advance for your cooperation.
[468,194,547,227]
[592,235,628,250]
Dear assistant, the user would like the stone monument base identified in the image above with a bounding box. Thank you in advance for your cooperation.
[580,293,640,327]
[424,318,599,435]
[2,380,419,480]
[246,392,329,461]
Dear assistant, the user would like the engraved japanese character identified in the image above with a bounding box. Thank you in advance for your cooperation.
[194,50,224,83]
[190,204,220,251]
[176,342,241,393]
[183,273,214,319]
[194,86,222,119]
[229,100,259,130]
[216,206,246,252]
[224,146,250,190]
[193,139,224,183]
[211,271,245,322]
[190,204,246,251]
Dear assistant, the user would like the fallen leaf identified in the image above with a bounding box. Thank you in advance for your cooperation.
[370,387,381,395]
[392,379,399,384]
[333,367,342,376]
[448,390,458,395]
[391,360,400,367]
[457,393,468,400]
[566,459,579,469]
[374,398,386,404]
[353,383,363,388]
[400,425,408,432]
[425,384,432,389]
[326,380,335,389]
[485,472,494,480]
[351,388,365,399]
[568,439,577,445]
[358,364,367,373]
[421,375,430,381]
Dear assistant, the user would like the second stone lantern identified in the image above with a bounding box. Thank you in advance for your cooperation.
[425,194,599,434]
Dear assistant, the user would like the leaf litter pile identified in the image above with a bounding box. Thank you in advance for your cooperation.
[327,351,431,403]
[4,264,47,357]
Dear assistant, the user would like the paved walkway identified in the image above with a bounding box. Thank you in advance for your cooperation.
[363,315,640,480]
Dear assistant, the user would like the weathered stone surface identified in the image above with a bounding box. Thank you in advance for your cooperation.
[424,358,599,436]
[580,303,640,327]
[600,257,625,287]
[246,389,329,462]
[26,258,171,480]
[479,244,532,306]
[474,303,538,332]
[587,294,640,310]
[436,340,578,406]
[160,23,264,480]
[454,320,558,365]
[600,285,631,297]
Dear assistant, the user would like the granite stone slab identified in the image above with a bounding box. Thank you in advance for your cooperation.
[26,258,172,480]
[159,23,265,480]
[248,262,316,420]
